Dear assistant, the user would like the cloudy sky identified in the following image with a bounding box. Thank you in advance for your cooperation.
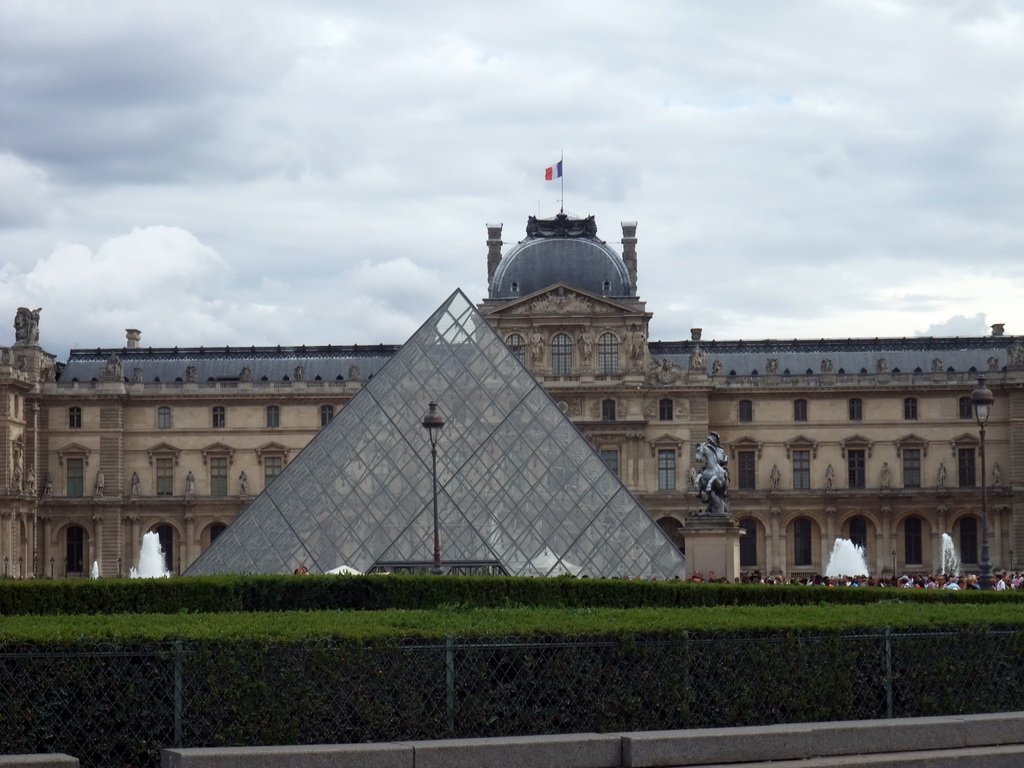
[2,1,1023,358]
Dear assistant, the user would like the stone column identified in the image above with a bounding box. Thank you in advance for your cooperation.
[769,506,782,576]
[184,515,196,569]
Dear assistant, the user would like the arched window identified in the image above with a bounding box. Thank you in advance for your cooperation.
[154,524,174,575]
[209,523,226,546]
[157,406,172,429]
[849,516,868,553]
[659,398,673,421]
[904,516,923,564]
[597,333,619,374]
[66,525,86,574]
[601,399,616,421]
[506,333,526,365]
[793,518,812,566]
[551,333,573,375]
[959,517,978,565]
[739,518,758,568]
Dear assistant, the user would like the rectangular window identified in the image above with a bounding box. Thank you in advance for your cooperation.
[157,406,171,429]
[212,406,226,429]
[264,456,283,489]
[847,449,866,489]
[601,399,616,421]
[266,405,280,428]
[599,449,619,477]
[659,399,673,421]
[848,398,862,421]
[210,457,228,496]
[69,407,82,429]
[792,450,810,490]
[794,399,807,422]
[904,397,918,420]
[738,450,756,490]
[959,396,974,420]
[902,449,921,488]
[156,457,174,496]
[320,404,334,427]
[739,400,753,422]
[658,449,676,490]
[958,448,976,487]
[66,458,84,498]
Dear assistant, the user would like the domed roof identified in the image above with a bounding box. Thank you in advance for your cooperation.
[489,213,632,300]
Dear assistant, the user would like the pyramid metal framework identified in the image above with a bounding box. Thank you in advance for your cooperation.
[185,290,687,579]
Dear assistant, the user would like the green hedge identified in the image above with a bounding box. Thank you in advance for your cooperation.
[2,573,1020,616]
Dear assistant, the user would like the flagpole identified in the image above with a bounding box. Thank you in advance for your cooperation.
[560,151,564,213]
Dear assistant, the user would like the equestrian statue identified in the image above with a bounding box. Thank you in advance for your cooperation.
[693,431,730,517]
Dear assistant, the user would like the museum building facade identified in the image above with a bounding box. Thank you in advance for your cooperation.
[1,212,1021,579]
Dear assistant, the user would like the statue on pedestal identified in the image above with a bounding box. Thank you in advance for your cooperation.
[693,432,730,517]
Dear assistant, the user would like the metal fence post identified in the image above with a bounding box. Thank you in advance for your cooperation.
[884,626,893,719]
[174,638,184,747]
[444,635,455,733]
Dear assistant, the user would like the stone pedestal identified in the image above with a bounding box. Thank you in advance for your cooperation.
[680,515,743,581]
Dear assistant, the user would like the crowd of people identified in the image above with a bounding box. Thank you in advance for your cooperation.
[721,570,1024,590]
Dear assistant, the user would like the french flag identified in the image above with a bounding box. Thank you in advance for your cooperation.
[544,161,563,180]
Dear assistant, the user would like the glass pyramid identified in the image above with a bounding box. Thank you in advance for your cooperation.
[185,290,686,579]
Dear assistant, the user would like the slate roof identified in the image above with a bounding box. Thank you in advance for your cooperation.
[58,345,399,383]
[649,335,1021,377]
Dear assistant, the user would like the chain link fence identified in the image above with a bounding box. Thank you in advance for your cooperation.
[3,628,1024,767]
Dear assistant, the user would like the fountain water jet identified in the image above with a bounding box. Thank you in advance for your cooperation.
[940,532,961,576]
[90,561,100,579]
[130,531,170,578]
[824,538,870,578]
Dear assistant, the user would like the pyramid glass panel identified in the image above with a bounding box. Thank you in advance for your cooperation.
[185,289,686,579]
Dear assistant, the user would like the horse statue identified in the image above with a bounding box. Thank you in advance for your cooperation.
[693,432,730,517]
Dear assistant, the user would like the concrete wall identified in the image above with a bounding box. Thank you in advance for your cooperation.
[160,712,1024,768]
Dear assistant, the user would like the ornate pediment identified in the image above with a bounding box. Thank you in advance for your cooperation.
[895,434,928,457]
[950,433,980,455]
[201,442,235,465]
[56,442,91,466]
[649,433,685,457]
[146,442,182,465]
[839,434,874,458]
[730,436,764,459]
[495,284,638,318]
[784,435,819,459]
[256,441,291,465]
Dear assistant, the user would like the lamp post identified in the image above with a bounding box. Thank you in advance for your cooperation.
[971,375,994,590]
[891,549,896,577]
[422,401,446,575]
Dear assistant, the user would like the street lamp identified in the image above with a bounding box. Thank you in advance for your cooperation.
[971,375,994,590]
[891,549,896,577]
[422,401,446,575]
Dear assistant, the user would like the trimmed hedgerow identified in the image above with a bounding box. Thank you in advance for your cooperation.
[1,573,1021,617]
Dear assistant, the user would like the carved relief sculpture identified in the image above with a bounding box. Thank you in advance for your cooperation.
[185,365,198,383]
[239,471,249,495]
[131,472,141,496]
[880,462,891,489]
[101,354,123,382]
[876,358,889,373]
[577,331,594,366]
[185,470,196,497]
[821,359,833,373]
[765,358,778,374]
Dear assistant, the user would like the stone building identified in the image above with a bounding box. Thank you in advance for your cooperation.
[1,212,1020,578]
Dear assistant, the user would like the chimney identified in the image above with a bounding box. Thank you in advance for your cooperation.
[486,224,503,287]
[991,323,1005,337]
[621,221,638,294]
[126,329,141,349]
[691,328,702,341]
